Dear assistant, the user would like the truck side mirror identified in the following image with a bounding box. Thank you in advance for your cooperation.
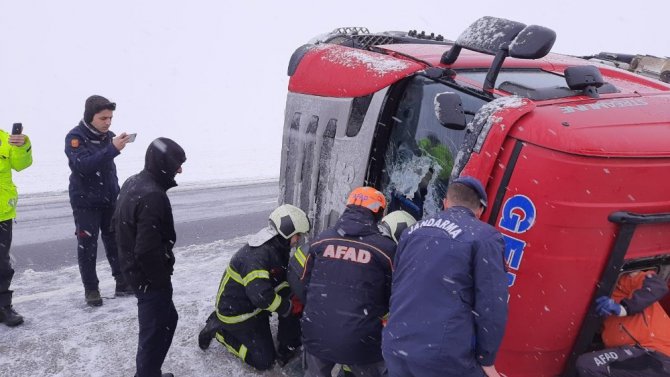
[434,92,466,130]
[509,25,556,59]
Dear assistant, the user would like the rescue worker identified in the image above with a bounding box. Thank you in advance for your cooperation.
[65,95,133,306]
[285,209,415,377]
[576,270,670,376]
[0,125,32,326]
[301,186,396,377]
[198,204,310,371]
[114,137,186,377]
[379,210,417,244]
[288,209,416,304]
[382,176,508,377]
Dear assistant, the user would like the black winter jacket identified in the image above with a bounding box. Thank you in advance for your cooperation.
[65,121,120,208]
[114,138,186,292]
[214,231,293,326]
[301,205,396,365]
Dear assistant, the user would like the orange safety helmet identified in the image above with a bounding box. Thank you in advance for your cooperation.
[346,186,387,214]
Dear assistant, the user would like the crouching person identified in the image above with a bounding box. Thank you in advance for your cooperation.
[576,270,670,377]
[198,204,310,371]
[301,187,397,377]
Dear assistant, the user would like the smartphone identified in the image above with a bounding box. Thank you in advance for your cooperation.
[11,123,23,135]
[127,133,137,143]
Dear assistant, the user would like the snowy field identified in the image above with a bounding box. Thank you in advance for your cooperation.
[0,236,298,377]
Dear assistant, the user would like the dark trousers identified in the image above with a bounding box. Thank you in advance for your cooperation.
[383,350,484,377]
[72,207,121,290]
[214,312,301,371]
[135,289,178,377]
[0,220,14,307]
[304,350,387,377]
[576,345,670,377]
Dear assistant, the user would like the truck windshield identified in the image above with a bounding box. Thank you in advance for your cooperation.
[382,76,487,218]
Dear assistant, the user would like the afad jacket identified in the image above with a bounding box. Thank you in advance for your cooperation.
[602,270,670,356]
[65,121,120,208]
[0,130,32,222]
[301,205,396,365]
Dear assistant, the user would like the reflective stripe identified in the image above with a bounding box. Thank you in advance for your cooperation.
[216,281,291,324]
[265,282,289,312]
[275,281,290,293]
[217,308,263,324]
[267,294,282,312]
[215,333,248,361]
[226,266,270,286]
[294,247,307,267]
[215,273,231,311]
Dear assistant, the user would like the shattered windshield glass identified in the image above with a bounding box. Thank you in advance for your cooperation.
[382,76,486,218]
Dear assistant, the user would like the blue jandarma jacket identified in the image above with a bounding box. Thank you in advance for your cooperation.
[382,206,508,376]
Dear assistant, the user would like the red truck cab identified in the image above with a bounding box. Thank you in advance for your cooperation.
[279,17,670,376]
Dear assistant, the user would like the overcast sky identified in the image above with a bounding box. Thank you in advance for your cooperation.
[1,0,667,193]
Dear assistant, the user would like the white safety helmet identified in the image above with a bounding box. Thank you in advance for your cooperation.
[380,210,417,244]
[269,204,310,239]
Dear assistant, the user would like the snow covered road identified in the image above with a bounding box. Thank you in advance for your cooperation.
[11,180,279,273]
[1,236,299,377]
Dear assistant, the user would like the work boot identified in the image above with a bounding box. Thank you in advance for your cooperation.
[276,344,300,367]
[198,312,221,350]
[0,305,24,327]
[85,289,103,307]
[114,280,134,297]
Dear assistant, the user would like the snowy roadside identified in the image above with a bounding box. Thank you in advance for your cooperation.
[0,235,296,377]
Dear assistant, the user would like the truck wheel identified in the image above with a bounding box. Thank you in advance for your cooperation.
[660,70,670,83]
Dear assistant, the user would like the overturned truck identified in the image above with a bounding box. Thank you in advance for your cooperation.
[278,17,670,376]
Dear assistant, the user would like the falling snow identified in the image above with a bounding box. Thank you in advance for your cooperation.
[0,237,297,377]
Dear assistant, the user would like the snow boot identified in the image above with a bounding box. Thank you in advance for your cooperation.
[85,289,103,307]
[114,280,134,297]
[0,305,24,327]
[198,312,221,350]
[276,344,300,367]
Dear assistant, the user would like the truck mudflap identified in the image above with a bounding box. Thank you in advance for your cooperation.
[562,211,670,377]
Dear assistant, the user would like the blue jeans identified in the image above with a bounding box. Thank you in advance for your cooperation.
[135,289,178,377]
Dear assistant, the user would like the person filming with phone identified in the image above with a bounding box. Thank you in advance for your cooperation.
[64,94,135,307]
[0,122,33,326]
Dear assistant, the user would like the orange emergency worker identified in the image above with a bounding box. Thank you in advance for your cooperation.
[576,270,670,376]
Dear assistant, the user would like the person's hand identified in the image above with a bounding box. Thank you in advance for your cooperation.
[113,132,131,151]
[290,295,304,315]
[8,134,25,146]
[595,296,627,317]
[481,365,503,377]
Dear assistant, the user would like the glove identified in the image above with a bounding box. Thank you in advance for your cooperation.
[595,296,627,317]
[290,295,304,316]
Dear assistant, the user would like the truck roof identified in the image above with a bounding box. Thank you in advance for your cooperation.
[289,42,670,158]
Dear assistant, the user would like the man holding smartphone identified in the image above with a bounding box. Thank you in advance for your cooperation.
[64,95,133,307]
[0,123,33,326]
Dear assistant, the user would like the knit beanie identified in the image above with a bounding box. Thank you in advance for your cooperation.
[83,95,116,123]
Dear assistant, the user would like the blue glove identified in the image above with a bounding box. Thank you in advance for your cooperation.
[595,296,627,317]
